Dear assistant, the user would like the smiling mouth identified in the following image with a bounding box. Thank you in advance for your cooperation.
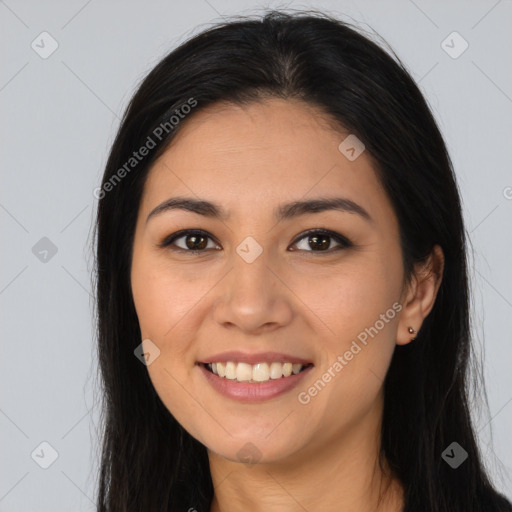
[201,361,314,384]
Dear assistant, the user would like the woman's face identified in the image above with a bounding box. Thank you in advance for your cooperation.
[131,98,411,465]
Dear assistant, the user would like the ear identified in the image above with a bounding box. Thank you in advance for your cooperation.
[396,244,444,346]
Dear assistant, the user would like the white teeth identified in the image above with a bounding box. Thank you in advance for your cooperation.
[207,361,308,383]
[225,361,237,380]
[269,362,283,379]
[253,363,269,382]
[236,362,253,382]
[292,363,302,375]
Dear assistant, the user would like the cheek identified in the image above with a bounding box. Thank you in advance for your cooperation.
[289,252,402,340]
[294,254,402,412]
[131,251,211,344]
[131,254,211,441]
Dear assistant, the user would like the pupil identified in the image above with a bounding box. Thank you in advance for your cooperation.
[309,234,329,250]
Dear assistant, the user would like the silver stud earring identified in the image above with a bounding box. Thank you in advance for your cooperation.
[408,326,417,341]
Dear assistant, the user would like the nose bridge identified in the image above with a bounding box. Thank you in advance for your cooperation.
[231,234,275,300]
[212,234,293,332]
[235,234,266,266]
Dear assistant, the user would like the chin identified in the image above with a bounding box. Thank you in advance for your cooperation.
[206,434,304,467]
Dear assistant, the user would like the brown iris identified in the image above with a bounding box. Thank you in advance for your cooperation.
[308,234,330,251]
[185,234,208,250]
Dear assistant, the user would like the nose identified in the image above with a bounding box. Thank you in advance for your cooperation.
[212,248,294,335]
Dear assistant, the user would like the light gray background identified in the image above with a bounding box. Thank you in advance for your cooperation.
[1,1,511,510]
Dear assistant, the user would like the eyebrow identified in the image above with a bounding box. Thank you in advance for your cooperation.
[146,196,372,224]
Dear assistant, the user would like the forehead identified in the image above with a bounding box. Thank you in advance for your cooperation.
[140,99,391,223]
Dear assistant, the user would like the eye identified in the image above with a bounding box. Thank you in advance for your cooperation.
[158,229,220,253]
[159,228,353,254]
[290,229,353,253]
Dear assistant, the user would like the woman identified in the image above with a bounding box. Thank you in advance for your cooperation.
[93,10,512,511]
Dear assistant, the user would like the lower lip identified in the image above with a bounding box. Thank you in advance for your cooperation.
[198,363,314,403]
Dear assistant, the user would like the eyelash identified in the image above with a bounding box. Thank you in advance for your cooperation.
[158,228,354,255]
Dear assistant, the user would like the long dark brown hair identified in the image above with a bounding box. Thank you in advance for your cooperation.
[93,10,512,511]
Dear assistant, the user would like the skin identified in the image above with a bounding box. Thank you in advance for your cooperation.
[130,98,444,512]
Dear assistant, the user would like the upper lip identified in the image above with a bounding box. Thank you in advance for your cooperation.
[198,351,313,366]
